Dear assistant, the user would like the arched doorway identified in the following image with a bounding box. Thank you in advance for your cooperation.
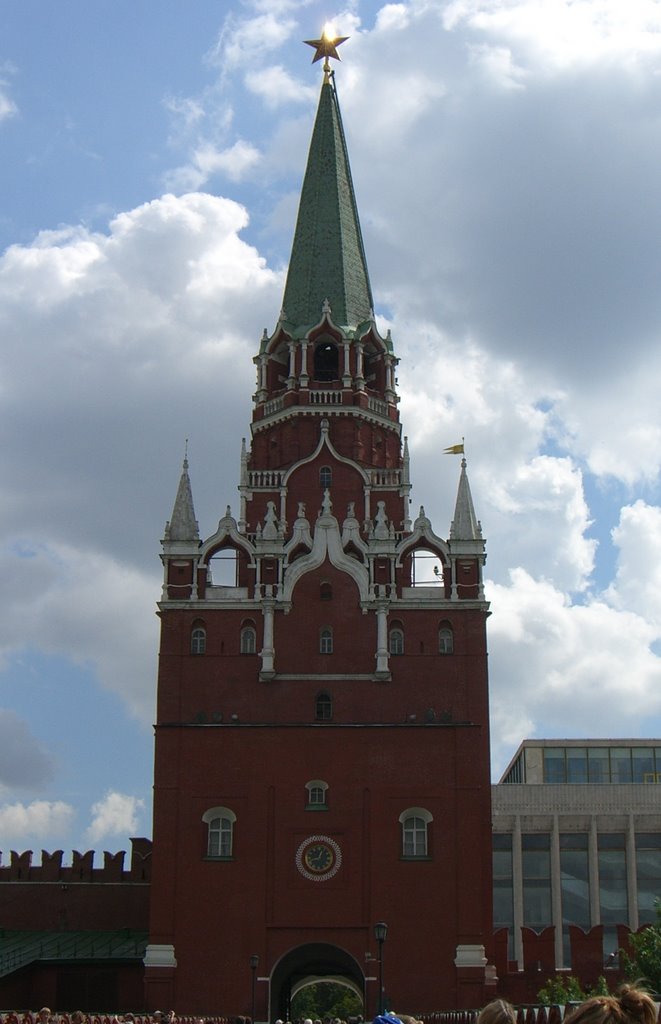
[270,943,365,1022]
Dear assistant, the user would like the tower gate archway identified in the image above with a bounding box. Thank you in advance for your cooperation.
[270,943,365,1023]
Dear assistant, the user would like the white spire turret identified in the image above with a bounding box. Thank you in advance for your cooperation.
[449,457,483,541]
[164,454,199,542]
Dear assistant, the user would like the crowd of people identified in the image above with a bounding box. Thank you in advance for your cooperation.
[13,1011,212,1024]
[475,985,659,1024]
[9,984,659,1024]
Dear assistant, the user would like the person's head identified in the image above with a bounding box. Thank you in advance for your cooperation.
[477,1000,516,1024]
[565,986,657,1024]
[38,1010,52,1023]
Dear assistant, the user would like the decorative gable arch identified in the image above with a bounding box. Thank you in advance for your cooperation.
[282,418,370,489]
[282,510,369,603]
[395,506,450,567]
[198,507,255,567]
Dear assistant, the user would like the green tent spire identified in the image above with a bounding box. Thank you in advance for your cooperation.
[281,73,374,333]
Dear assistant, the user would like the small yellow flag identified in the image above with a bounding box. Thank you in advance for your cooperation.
[443,442,464,455]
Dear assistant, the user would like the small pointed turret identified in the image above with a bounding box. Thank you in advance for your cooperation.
[449,458,483,541]
[165,455,199,542]
[281,66,373,333]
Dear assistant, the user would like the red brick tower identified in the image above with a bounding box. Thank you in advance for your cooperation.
[146,39,494,1019]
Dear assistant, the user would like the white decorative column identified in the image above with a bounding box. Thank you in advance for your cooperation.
[287,339,296,389]
[342,340,352,387]
[260,598,276,680]
[253,355,267,402]
[300,339,310,387]
[355,341,365,390]
[374,600,390,679]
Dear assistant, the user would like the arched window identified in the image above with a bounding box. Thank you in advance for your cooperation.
[209,548,238,586]
[319,465,332,489]
[202,807,236,858]
[320,627,333,655]
[411,548,444,587]
[314,340,339,382]
[389,627,404,656]
[399,807,433,858]
[320,581,333,601]
[241,623,257,654]
[316,691,333,720]
[305,779,329,808]
[439,624,454,655]
[191,625,206,655]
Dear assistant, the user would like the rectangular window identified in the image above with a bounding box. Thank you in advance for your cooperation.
[598,834,628,922]
[493,835,514,960]
[544,748,566,783]
[632,748,655,783]
[599,833,627,961]
[610,748,633,783]
[560,833,590,967]
[636,834,661,924]
[566,747,588,783]
[522,833,552,931]
[588,747,610,783]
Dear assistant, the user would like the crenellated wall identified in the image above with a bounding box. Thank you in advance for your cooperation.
[0,838,152,883]
[0,838,152,932]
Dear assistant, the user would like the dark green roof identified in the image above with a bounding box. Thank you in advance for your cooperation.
[0,930,148,977]
[281,75,374,333]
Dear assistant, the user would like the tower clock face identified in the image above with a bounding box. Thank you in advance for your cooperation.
[296,835,342,881]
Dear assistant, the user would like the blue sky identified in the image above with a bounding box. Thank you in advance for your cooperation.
[2,0,661,859]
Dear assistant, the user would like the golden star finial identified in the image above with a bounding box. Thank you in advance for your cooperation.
[304,25,349,66]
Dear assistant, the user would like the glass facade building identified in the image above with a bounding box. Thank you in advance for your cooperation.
[493,739,661,970]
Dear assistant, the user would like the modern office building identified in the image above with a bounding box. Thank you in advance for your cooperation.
[492,738,661,976]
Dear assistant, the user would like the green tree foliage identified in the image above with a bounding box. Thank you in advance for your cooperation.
[623,900,661,993]
[290,982,363,1021]
[538,974,609,1005]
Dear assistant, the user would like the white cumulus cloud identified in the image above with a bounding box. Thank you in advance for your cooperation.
[0,800,75,849]
[86,792,145,844]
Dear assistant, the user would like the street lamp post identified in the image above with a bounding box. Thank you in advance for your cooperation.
[250,953,259,1023]
[374,921,388,1015]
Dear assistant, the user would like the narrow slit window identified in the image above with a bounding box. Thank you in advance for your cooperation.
[439,625,454,655]
[241,625,257,654]
[389,628,404,655]
[191,626,206,655]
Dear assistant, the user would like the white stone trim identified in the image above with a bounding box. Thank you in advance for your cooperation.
[454,944,487,967]
[144,943,177,968]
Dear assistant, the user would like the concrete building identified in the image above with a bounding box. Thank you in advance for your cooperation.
[492,738,661,979]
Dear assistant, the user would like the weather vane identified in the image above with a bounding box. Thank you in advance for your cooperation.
[304,24,349,79]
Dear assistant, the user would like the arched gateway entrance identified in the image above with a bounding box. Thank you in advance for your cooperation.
[270,944,365,1022]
